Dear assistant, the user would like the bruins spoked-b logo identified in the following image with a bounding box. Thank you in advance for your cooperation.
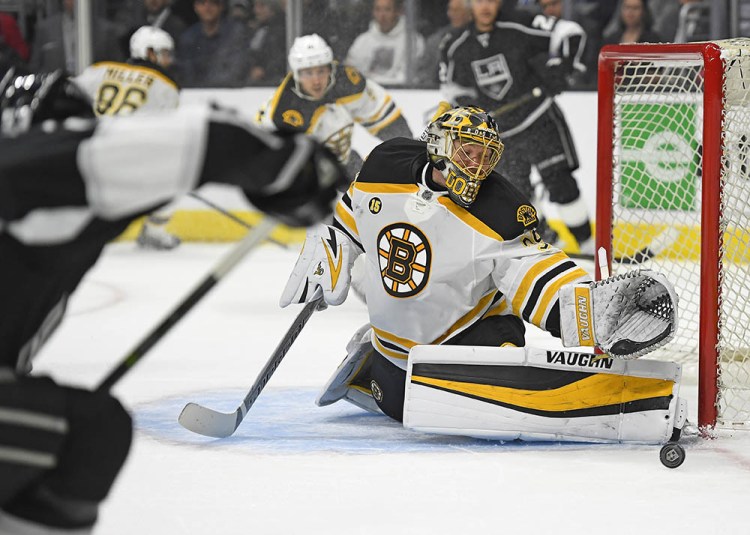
[376,223,431,297]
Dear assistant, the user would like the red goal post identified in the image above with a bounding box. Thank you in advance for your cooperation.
[596,40,750,430]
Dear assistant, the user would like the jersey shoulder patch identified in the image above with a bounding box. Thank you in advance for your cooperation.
[468,172,538,239]
[357,138,427,186]
[330,63,367,99]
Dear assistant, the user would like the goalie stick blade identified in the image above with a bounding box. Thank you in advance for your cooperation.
[178,402,241,438]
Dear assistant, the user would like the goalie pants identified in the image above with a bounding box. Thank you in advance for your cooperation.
[369,315,526,422]
[0,374,132,529]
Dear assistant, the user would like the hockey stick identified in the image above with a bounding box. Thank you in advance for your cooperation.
[566,227,681,265]
[188,191,287,248]
[96,218,277,393]
[178,289,325,438]
[491,87,543,118]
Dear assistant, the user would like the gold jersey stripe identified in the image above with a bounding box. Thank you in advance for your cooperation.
[335,202,359,237]
[432,290,498,345]
[411,373,674,412]
[267,72,294,118]
[511,252,569,316]
[373,335,408,360]
[358,94,393,125]
[306,104,331,134]
[437,198,503,242]
[367,108,402,135]
[530,266,589,326]
[372,326,419,351]
[481,297,508,318]
[354,183,419,195]
[335,91,365,106]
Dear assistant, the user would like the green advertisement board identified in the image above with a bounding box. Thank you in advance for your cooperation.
[618,102,700,211]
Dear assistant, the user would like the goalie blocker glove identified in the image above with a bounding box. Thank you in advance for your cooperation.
[280,224,361,307]
[559,269,678,359]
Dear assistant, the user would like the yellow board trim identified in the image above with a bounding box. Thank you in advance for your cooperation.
[411,373,674,412]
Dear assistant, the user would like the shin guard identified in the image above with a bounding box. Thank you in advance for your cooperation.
[403,346,683,444]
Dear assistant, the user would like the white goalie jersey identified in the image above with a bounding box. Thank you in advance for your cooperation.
[73,60,179,116]
[333,139,590,369]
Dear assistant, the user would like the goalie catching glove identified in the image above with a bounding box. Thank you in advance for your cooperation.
[559,269,678,359]
[280,224,360,307]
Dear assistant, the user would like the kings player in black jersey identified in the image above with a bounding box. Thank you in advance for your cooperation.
[439,0,594,254]
[0,68,345,534]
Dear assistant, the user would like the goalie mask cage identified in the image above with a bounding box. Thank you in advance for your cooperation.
[596,39,750,430]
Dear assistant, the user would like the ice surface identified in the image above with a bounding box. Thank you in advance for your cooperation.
[32,242,750,535]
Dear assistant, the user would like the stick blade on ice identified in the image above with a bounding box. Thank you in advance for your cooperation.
[178,402,239,438]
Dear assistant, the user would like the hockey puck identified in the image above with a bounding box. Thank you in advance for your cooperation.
[659,442,686,469]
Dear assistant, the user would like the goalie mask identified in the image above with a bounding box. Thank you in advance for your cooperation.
[288,34,335,100]
[424,106,504,208]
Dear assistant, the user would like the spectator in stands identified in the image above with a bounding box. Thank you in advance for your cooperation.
[30,0,124,73]
[116,0,187,58]
[0,12,28,66]
[345,0,425,86]
[603,0,662,45]
[247,0,287,85]
[302,0,370,60]
[417,0,471,88]
[177,0,249,87]
[228,0,251,24]
[652,0,707,43]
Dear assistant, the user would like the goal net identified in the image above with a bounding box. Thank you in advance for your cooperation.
[597,39,750,429]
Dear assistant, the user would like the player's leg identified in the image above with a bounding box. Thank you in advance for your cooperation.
[534,103,593,253]
[404,345,686,444]
[137,204,180,251]
[0,376,132,533]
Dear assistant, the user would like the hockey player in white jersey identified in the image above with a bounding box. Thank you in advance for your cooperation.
[256,34,413,182]
[74,25,182,251]
[280,105,685,446]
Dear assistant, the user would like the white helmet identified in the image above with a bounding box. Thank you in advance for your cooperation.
[288,34,335,96]
[130,26,174,62]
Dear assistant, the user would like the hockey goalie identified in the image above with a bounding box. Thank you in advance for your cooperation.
[280,105,684,445]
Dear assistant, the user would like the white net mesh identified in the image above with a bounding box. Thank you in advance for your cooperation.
[606,40,750,428]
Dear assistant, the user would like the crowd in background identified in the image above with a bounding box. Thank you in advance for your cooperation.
[0,0,725,90]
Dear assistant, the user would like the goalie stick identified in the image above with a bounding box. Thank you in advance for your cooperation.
[178,289,325,438]
[188,191,287,248]
[96,218,277,393]
[491,87,543,117]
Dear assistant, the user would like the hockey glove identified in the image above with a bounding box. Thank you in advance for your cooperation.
[244,134,347,228]
[280,224,360,308]
[559,270,678,359]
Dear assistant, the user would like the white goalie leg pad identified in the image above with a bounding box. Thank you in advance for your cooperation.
[403,345,684,444]
[316,324,380,414]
